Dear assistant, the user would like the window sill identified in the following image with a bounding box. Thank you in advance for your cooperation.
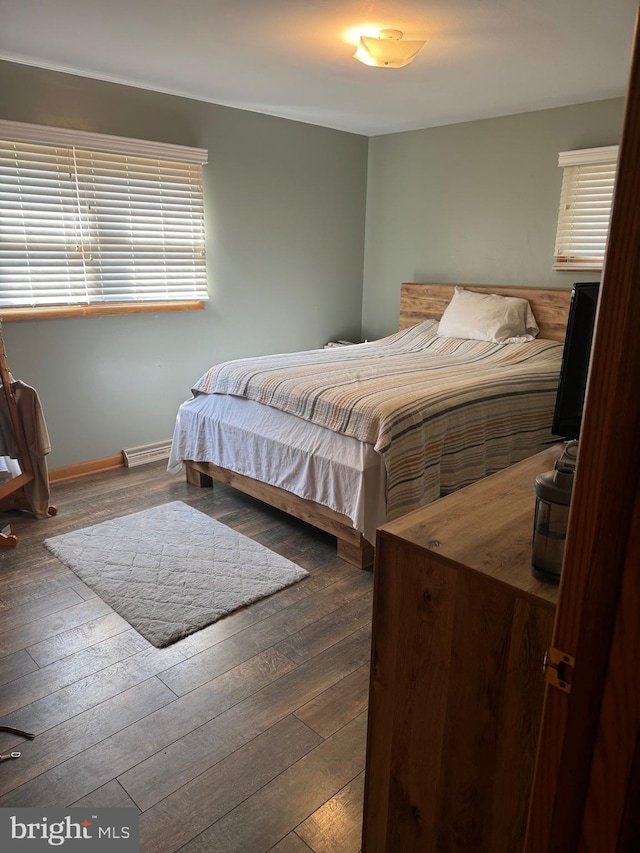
[553,262,603,272]
[0,301,206,322]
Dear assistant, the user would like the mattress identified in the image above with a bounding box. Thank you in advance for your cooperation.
[170,322,563,545]
[190,321,563,522]
[168,393,387,544]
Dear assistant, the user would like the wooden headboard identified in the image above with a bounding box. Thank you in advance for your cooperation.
[399,283,572,342]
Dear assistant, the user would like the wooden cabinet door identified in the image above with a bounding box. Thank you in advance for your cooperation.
[525,9,640,850]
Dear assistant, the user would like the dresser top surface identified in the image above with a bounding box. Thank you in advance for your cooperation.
[379,446,565,604]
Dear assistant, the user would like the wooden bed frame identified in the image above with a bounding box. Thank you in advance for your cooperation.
[185,283,572,569]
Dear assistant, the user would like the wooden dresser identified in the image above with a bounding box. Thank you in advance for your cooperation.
[362,446,562,853]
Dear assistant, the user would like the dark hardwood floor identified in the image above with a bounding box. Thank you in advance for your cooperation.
[0,462,373,852]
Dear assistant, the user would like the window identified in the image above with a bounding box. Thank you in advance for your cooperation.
[0,120,208,315]
[553,145,619,271]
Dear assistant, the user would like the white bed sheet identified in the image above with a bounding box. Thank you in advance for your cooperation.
[168,394,387,545]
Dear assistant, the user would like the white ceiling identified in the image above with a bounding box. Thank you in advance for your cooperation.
[0,0,637,136]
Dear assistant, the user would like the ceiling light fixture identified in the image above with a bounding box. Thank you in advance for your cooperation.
[354,29,426,68]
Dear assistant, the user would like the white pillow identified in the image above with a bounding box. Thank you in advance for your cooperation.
[437,287,539,343]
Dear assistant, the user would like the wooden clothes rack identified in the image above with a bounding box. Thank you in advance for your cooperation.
[0,327,57,547]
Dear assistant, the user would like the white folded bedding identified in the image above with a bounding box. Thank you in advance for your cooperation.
[168,393,387,544]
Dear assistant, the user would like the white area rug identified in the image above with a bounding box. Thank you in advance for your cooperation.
[44,500,308,648]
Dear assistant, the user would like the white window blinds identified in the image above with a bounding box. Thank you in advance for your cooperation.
[0,120,209,308]
[553,145,619,271]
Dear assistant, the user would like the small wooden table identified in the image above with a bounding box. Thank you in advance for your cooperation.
[362,446,563,853]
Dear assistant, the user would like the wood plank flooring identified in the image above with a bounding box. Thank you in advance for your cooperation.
[0,462,373,852]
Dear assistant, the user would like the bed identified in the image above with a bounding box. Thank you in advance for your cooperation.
[168,283,572,568]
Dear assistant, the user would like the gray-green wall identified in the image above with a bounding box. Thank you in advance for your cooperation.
[0,62,368,468]
[0,59,626,470]
[362,98,625,339]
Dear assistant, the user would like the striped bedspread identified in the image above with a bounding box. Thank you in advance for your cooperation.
[192,321,563,521]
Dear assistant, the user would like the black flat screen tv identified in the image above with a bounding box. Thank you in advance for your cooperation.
[552,282,600,440]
